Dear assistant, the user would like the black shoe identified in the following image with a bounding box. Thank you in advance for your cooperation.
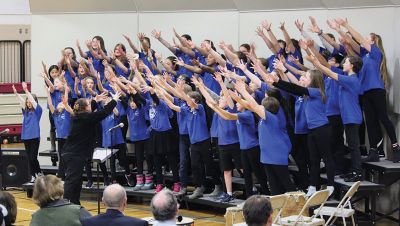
[104,177,110,186]
[362,148,380,162]
[360,145,368,156]
[85,180,93,188]
[125,174,135,187]
[344,172,363,182]
[392,145,400,163]
[339,172,353,179]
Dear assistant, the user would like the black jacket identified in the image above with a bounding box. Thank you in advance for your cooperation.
[63,100,117,159]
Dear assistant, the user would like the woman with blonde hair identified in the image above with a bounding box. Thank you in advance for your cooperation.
[30,175,91,226]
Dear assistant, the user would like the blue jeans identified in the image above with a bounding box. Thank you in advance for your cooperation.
[179,134,191,187]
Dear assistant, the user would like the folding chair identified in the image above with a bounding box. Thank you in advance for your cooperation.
[314,181,361,226]
[233,194,288,226]
[280,189,330,226]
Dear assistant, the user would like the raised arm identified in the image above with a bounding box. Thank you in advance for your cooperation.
[237,61,261,88]
[151,29,177,55]
[74,77,82,97]
[335,18,365,52]
[12,85,25,109]
[234,80,265,119]
[22,82,38,109]
[45,85,55,114]
[262,20,281,53]
[63,84,74,114]
[176,59,202,74]
[76,40,88,59]
[279,22,296,53]
[306,54,338,80]
[219,41,240,66]
[214,72,234,109]
[255,26,277,54]
[122,34,140,53]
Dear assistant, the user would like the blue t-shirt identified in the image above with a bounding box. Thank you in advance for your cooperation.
[139,50,158,75]
[52,110,71,139]
[359,45,385,93]
[185,104,210,144]
[304,88,329,129]
[63,70,77,99]
[174,98,189,135]
[127,105,150,142]
[210,112,218,138]
[324,67,341,116]
[21,105,43,140]
[149,100,173,132]
[86,51,106,81]
[237,110,259,150]
[175,49,194,78]
[337,74,362,125]
[258,111,291,165]
[101,113,124,147]
[294,96,308,134]
[217,108,239,145]
[114,62,131,79]
[51,90,63,109]
[199,70,221,95]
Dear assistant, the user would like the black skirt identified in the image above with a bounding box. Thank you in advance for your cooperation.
[148,130,171,155]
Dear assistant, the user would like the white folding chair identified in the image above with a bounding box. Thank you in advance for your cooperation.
[314,181,361,226]
[280,189,330,226]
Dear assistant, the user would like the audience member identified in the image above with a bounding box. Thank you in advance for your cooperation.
[242,195,273,226]
[82,184,148,226]
[0,191,17,226]
[30,175,91,226]
[150,190,178,226]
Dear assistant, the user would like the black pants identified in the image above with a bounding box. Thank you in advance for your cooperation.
[109,143,131,181]
[328,115,345,174]
[134,139,153,175]
[358,96,367,147]
[345,124,362,173]
[63,154,86,205]
[291,134,310,190]
[308,124,335,186]
[154,152,179,184]
[264,164,295,195]
[23,138,41,177]
[241,146,269,197]
[190,139,221,187]
[363,89,398,147]
[57,138,66,178]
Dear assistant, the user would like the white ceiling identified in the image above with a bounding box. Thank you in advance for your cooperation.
[0,0,398,14]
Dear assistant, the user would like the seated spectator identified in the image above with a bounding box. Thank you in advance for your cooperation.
[150,189,178,226]
[82,184,148,226]
[30,175,91,226]
[242,195,273,226]
[0,191,17,226]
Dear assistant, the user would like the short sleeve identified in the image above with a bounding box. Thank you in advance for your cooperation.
[307,88,321,98]
[260,82,269,93]
[369,45,382,62]
[237,111,253,125]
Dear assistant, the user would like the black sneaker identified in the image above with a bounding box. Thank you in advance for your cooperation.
[125,174,135,187]
[344,172,363,182]
[104,177,110,186]
[360,145,368,156]
[85,180,93,188]
[362,148,380,162]
[339,172,353,179]
[392,145,400,163]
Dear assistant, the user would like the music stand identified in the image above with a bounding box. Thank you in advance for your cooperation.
[92,147,118,214]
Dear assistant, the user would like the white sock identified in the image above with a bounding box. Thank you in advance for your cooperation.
[327,186,335,196]
[227,192,233,196]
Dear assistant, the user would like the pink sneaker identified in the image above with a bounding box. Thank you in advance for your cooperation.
[155,184,164,193]
[173,182,181,193]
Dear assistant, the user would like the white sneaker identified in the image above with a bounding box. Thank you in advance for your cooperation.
[306,186,316,197]
[30,176,36,183]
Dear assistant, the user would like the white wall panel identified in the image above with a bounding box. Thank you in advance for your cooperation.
[138,11,239,59]
[31,13,138,96]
